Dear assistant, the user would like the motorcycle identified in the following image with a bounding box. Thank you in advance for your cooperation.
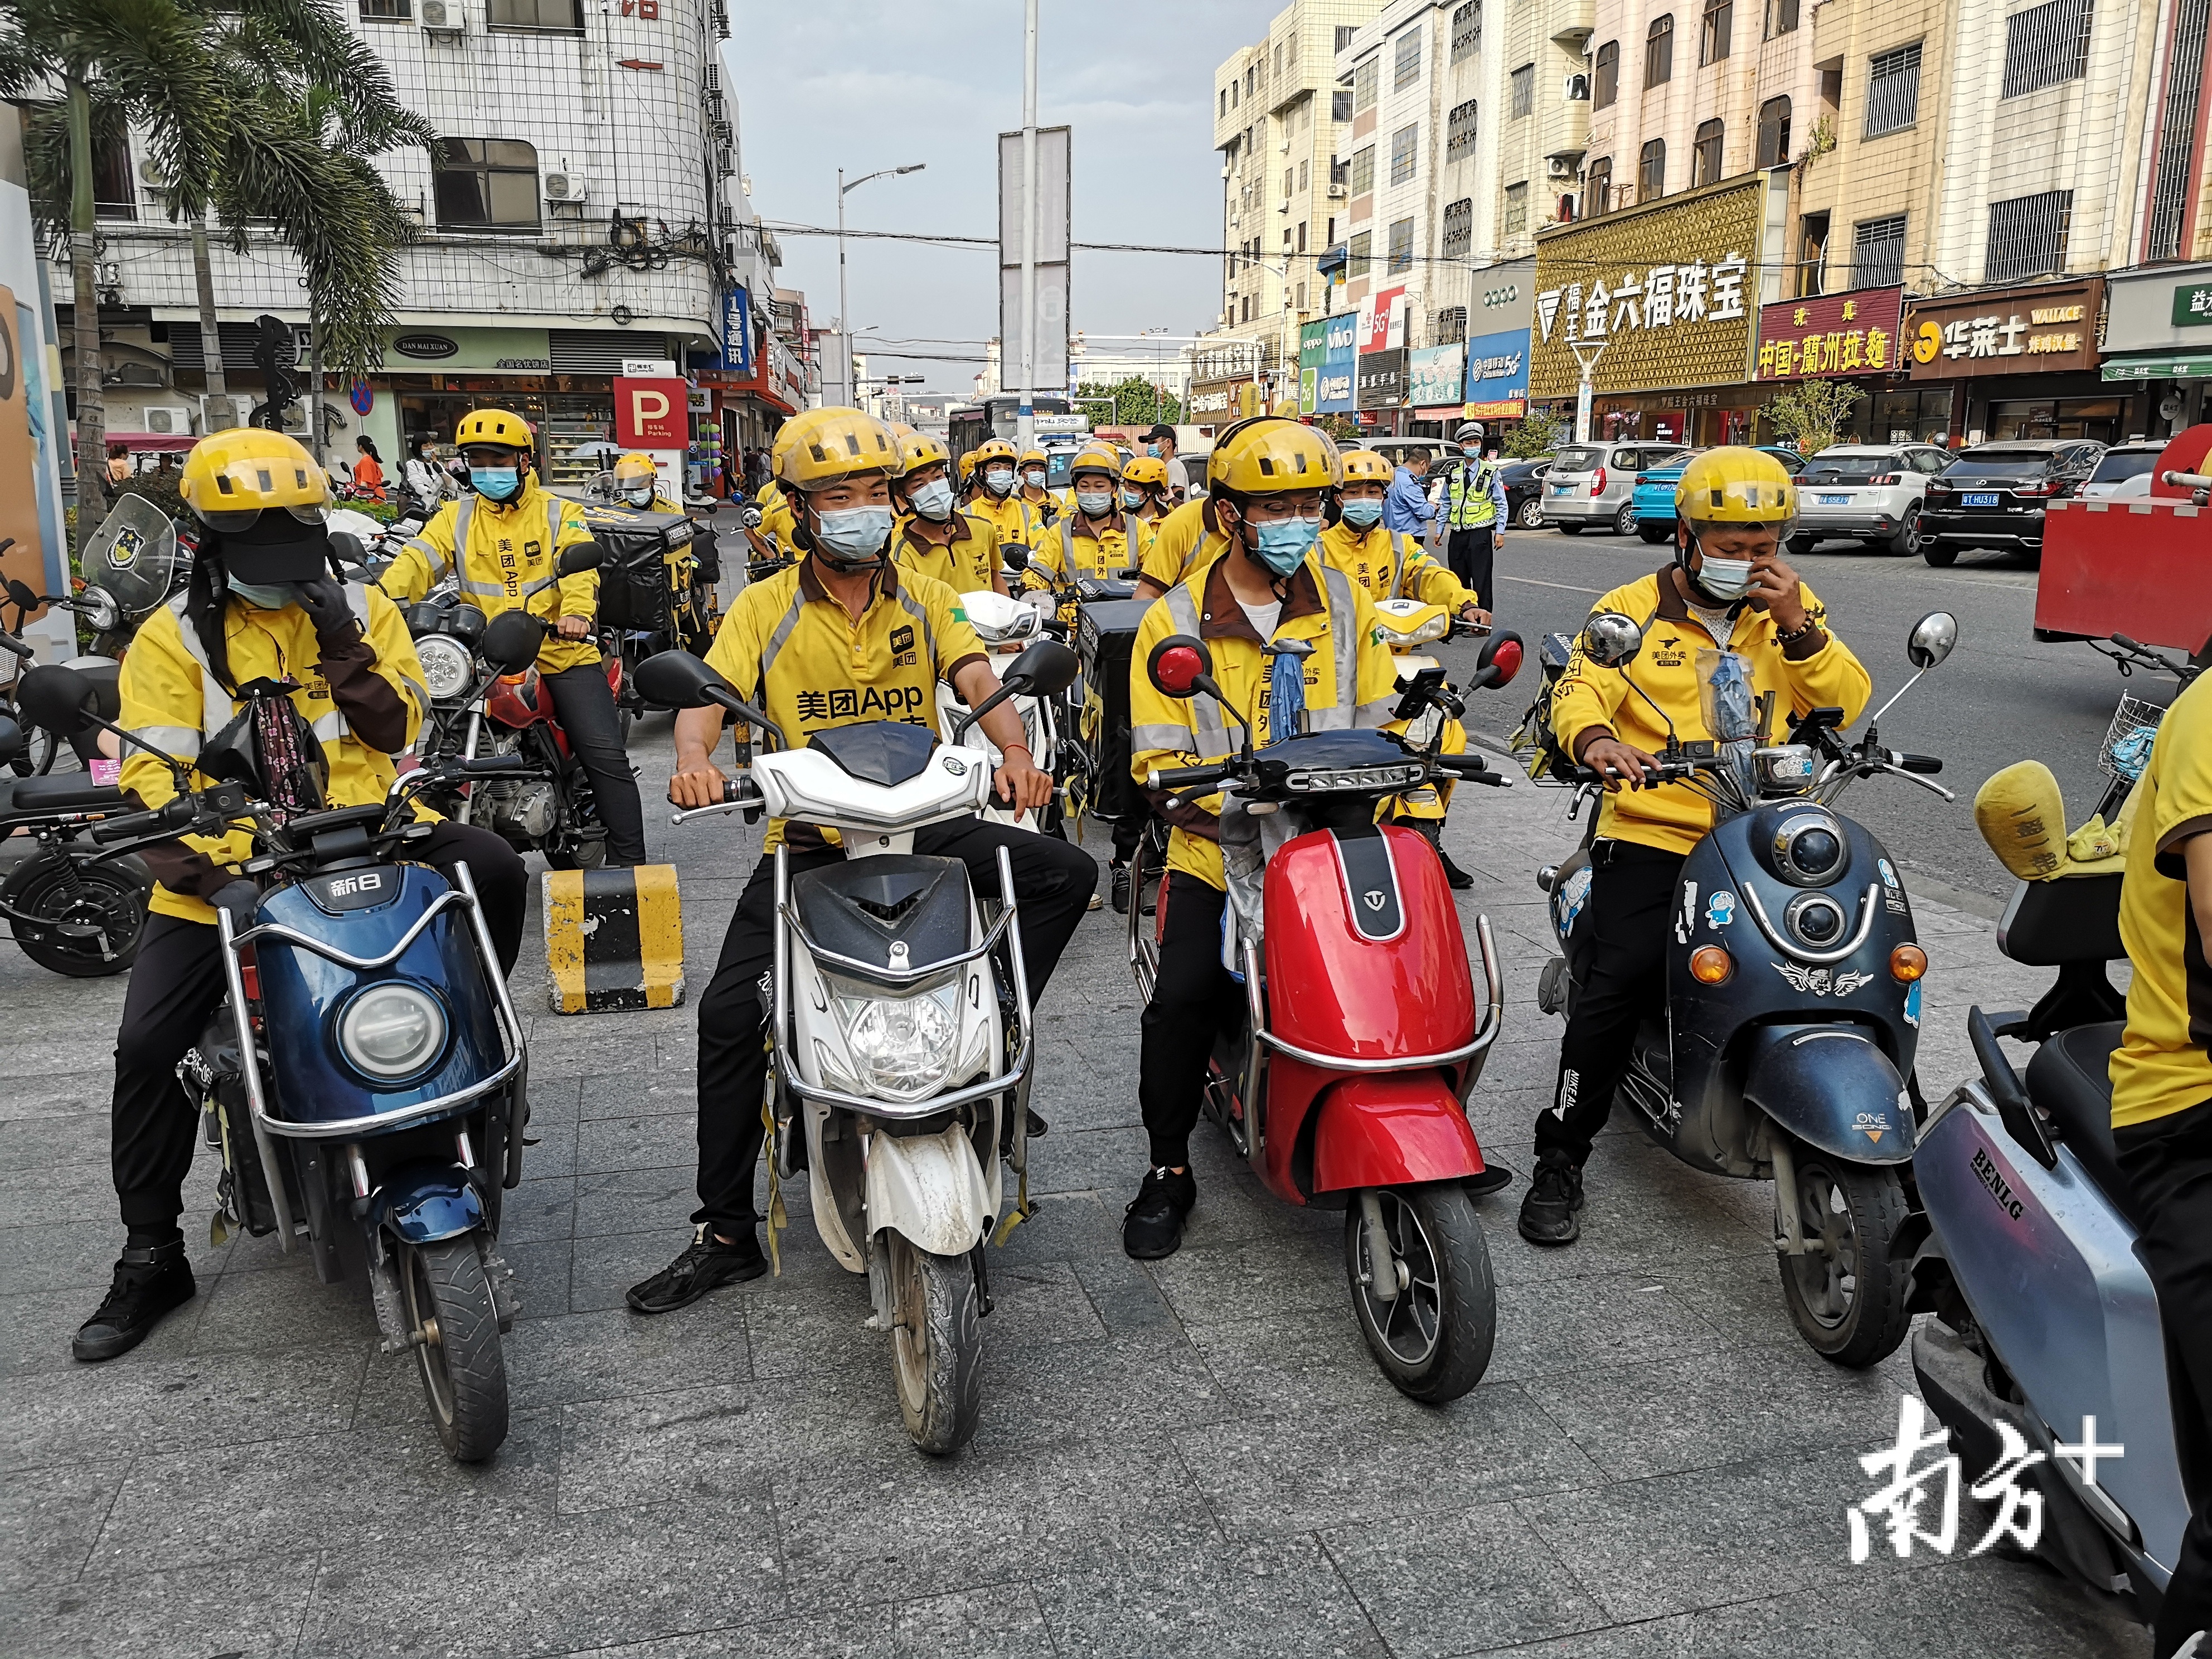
[3,508,168,775]
[639,639,1081,1454]
[401,545,616,870]
[1533,609,1960,1367]
[16,661,531,1461]
[1128,628,1524,1402]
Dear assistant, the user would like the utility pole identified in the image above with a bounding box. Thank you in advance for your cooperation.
[1017,0,1038,455]
[1570,340,1606,443]
[837,166,848,409]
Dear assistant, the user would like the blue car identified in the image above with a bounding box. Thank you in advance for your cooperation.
[1631,447,1807,544]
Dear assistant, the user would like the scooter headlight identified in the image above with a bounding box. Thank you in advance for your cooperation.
[415,632,476,702]
[1374,614,1449,649]
[1770,811,1849,887]
[80,586,120,633]
[837,983,962,1102]
[337,982,448,1080]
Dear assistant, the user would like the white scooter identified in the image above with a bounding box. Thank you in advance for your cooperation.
[934,588,1060,835]
[638,642,1080,1455]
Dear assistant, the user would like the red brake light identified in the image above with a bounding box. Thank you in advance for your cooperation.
[1870,473,1901,486]
[1591,466,1607,497]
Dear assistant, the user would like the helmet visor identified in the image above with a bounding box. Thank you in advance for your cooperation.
[193,501,329,534]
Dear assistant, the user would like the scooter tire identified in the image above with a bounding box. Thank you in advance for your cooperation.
[1776,1146,1912,1369]
[9,858,149,977]
[886,1233,983,1456]
[401,1234,511,1462]
[1345,1183,1497,1404]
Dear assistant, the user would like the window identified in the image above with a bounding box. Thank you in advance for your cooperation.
[1288,33,1298,71]
[1333,89,1354,121]
[1435,306,1468,342]
[1220,88,1229,118]
[1798,211,1829,297]
[2002,0,2093,99]
[1297,281,1307,309]
[1638,138,1666,200]
[1285,167,1296,199]
[487,0,579,28]
[93,129,135,220]
[1505,182,1529,234]
[1350,144,1375,195]
[1700,0,1733,65]
[1299,160,1308,192]
[1354,56,1379,111]
[1298,219,1308,251]
[1348,230,1372,278]
[1274,43,1284,81]
[1765,0,1798,36]
[1388,216,1414,273]
[2147,0,2211,260]
[1853,214,1906,287]
[1593,40,1619,107]
[1451,1,1482,63]
[1865,43,1922,137]
[1441,197,1473,259]
[1692,119,1724,185]
[1394,27,1423,89]
[1755,95,1791,166]
[1242,294,1253,322]
[1587,157,1613,215]
[1336,25,1356,52]
[1390,124,1419,184]
[1646,14,1675,88]
[433,138,540,230]
[1230,79,1239,109]
[1446,98,1480,162]
[1985,189,2074,283]
[360,0,411,18]
[1511,64,1535,118]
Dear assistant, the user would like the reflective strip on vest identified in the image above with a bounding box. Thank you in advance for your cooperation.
[344,585,424,717]
[404,535,454,585]
[164,593,239,742]
[1449,465,1499,529]
[131,722,202,759]
[895,588,940,672]
[1386,531,1410,599]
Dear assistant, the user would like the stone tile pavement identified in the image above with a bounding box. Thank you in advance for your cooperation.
[0,712,2151,1658]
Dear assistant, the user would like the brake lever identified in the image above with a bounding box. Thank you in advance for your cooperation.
[1874,762,1956,803]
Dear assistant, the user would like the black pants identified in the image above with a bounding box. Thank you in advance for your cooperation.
[1445,526,1496,610]
[2118,1099,2212,1658]
[1137,874,1249,1170]
[691,818,1096,1233]
[110,823,528,1235]
[544,663,647,865]
[1535,840,1685,1166]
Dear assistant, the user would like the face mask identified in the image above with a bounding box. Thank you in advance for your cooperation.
[1121,487,1146,510]
[1462,445,1483,459]
[227,576,298,609]
[1145,444,1162,458]
[1076,489,1112,516]
[811,505,894,567]
[621,486,654,507]
[470,467,521,502]
[1340,498,1384,529]
[1247,514,1320,579]
[909,478,955,521]
[1691,555,1754,603]
[1023,468,1046,488]
[983,467,1014,496]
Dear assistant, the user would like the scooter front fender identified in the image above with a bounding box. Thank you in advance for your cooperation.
[864,1122,993,1258]
[1312,1075,1487,1193]
[370,1162,484,1244]
[1740,1024,1915,1165]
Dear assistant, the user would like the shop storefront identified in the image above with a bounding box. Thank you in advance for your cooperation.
[2098,263,2212,439]
[1899,278,2116,445]
[1188,376,1259,423]
[1315,313,1357,417]
[1463,328,1529,425]
[1355,349,1406,431]
[1409,344,1465,433]
[1748,284,1942,445]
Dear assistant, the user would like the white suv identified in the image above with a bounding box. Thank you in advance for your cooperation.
[1792,444,1954,557]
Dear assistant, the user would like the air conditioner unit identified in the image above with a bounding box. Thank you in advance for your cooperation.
[1548,156,1581,181]
[1328,181,1347,198]
[142,404,195,436]
[704,61,720,91]
[420,0,463,35]
[1279,200,1290,214]
[200,394,253,431]
[137,159,171,189]
[544,172,588,205]
[1563,72,1590,101]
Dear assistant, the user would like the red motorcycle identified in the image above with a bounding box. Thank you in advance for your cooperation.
[1132,631,1522,1401]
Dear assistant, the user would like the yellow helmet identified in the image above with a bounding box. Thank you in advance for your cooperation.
[772,406,901,493]
[612,452,658,483]
[178,428,329,530]
[1675,447,1797,541]
[1067,442,1122,483]
[1018,447,1048,471]
[1337,448,1394,486]
[1206,416,1341,496]
[1122,455,1169,489]
[898,430,952,477]
[955,451,978,486]
[454,408,533,450]
[889,421,917,440]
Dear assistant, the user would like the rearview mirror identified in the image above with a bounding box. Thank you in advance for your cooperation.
[1906,610,1957,670]
[326,530,368,571]
[13,664,96,736]
[557,541,605,576]
[480,610,545,675]
[1147,634,1215,700]
[1476,629,1525,689]
[1001,544,1031,573]
[1581,611,1643,668]
[633,650,729,710]
[6,578,39,610]
[1000,639,1080,698]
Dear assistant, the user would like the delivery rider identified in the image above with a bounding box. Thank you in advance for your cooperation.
[1023,443,1143,597]
[377,407,647,865]
[1120,454,1175,553]
[71,429,530,1362]
[609,450,711,649]
[890,430,1007,597]
[1119,418,1404,1259]
[962,438,1046,556]
[1017,446,1064,526]
[624,407,1097,1312]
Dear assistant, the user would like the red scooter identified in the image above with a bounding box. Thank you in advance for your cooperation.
[1131,632,1522,1401]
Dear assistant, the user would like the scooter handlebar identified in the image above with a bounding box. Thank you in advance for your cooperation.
[669,774,763,824]
[1148,762,1230,792]
[90,795,198,843]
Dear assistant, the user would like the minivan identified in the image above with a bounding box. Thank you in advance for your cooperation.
[1542,441,1694,534]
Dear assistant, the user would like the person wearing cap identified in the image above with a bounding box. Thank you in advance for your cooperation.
[1120,416,1404,1259]
[69,428,531,1364]
[609,452,712,651]
[377,408,648,866]
[1017,447,1064,528]
[1521,448,1870,1248]
[1439,421,1509,614]
[625,407,1097,1313]
[890,430,1006,597]
[1139,424,1185,503]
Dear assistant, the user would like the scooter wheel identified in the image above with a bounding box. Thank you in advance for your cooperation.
[1345,1183,1496,1404]
[9,858,149,977]
[1777,1144,1912,1368]
[401,1234,511,1462]
[885,1231,983,1456]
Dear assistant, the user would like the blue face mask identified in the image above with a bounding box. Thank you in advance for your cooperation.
[1145,444,1162,458]
[1462,445,1483,459]
[470,467,521,502]
[1121,487,1146,510]
[227,576,298,609]
[1248,515,1320,578]
[1340,498,1384,529]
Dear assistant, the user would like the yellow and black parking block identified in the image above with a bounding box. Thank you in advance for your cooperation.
[542,864,685,1014]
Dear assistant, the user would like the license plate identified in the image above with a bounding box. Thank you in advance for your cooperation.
[1962,492,2000,507]
[1817,493,1850,506]
[1550,482,1573,494]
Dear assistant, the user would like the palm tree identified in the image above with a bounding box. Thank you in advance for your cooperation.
[0,0,434,545]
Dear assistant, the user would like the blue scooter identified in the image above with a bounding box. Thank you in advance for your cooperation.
[20,662,533,1462]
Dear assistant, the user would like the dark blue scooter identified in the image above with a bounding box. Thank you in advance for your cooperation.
[1533,610,1958,1366]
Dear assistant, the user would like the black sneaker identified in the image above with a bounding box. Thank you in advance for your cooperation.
[1110,861,1131,915]
[1439,848,1477,891]
[73,1241,196,1362]
[1122,1167,1196,1259]
[1517,1152,1585,1246]
[625,1224,767,1314]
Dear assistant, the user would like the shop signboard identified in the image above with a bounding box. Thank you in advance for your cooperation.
[1900,278,2104,381]
[615,374,689,448]
[2174,280,2212,327]
[1462,328,1529,418]
[1360,287,1407,354]
[1298,319,1328,415]
[379,326,553,373]
[1753,285,1904,381]
[1317,312,1357,412]
[1356,348,1406,410]
[1529,175,1772,399]
[1409,343,1465,410]
[1187,377,1254,419]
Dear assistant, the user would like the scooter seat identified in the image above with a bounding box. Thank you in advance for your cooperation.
[0,776,126,816]
[2025,1022,2129,1211]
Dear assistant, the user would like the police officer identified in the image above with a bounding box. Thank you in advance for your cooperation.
[1522,448,1871,1246]
[71,429,529,1362]
[890,430,1007,597]
[625,408,1097,1312]
[1120,418,1404,1259]
[1438,421,1508,610]
[378,408,648,866]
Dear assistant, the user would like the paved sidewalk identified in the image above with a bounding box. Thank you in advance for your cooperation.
[0,712,2151,1659]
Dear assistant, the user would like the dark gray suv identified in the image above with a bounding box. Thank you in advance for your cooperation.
[1919,439,2105,566]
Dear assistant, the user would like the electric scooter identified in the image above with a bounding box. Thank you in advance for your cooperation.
[934,587,1061,835]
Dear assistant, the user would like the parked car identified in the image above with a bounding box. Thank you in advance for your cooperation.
[1629,447,1805,544]
[1501,457,1552,528]
[1920,438,2107,566]
[1542,442,1692,535]
[1790,443,1955,557]
[2078,439,2165,501]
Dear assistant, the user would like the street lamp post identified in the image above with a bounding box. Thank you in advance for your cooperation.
[837,161,925,409]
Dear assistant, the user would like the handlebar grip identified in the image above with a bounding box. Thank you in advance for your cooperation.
[458,755,527,775]
[2111,633,2146,654]
[1149,763,1228,791]
[1894,753,1943,775]
[91,797,194,843]
[0,630,29,659]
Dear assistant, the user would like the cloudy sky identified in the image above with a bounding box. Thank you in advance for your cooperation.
[723,1,1273,398]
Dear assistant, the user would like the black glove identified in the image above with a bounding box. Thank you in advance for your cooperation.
[295,578,357,644]
[208,878,260,935]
